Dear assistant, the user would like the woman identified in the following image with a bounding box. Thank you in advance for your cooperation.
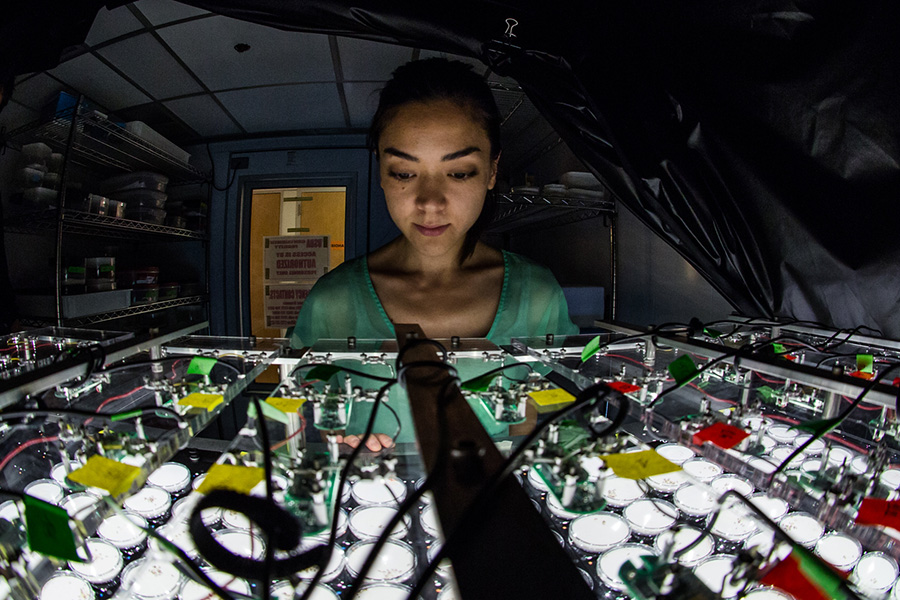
[291,58,578,349]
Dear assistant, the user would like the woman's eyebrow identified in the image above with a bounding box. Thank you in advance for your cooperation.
[441,146,481,161]
[382,147,418,162]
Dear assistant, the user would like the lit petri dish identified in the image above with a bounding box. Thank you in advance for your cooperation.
[419,504,443,538]
[710,502,758,542]
[742,588,794,599]
[349,505,411,540]
[791,433,826,455]
[601,475,645,508]
[779,512,824,548]
[710,474,754,497]
[297,545,344,582]
[892,577,900,600]
[526,467,550,492]
[800,459,823,475]
[190,473,206,491]
[123,487,171,525]
[744,530,790,561]
[766,424,798,445]
[682,458,723,483]
[274,581,339,600]
[545,492,585,521]
[97,512,148,554]
[746,457,778,474]
[655,443,696,465]
[815,532,863,571]
[427,543,455,579]
[68,538,123,587]
[882,469,900,492]
[212,528,266,561]
[146,462,192,497]
[757,436,778,454]
[823,445,855,468]
[851,552,899,595]
[568,512,630,553]
[654,526,715,567]
[769,445,802,469]
[345,540,416,583]
[221,508,253,530]
[645,470,689,494]
[24,478,66,505]
[170,495,221,528]
[749,493,789,522]
[59,492,100,519]
[694,555,744,599]
[351,478,408,506]
[358,583,415,600]
[40,571,95,600]
[596,543,657,592]
[120,558,184,600]
[624,499,678,537]
[310,509,349,542]
[0,500,21,523]
[51,463,82,490]
[674,484,717,519]
[850,455,868,475]
[179,569,251,600]
[150,523,199,559]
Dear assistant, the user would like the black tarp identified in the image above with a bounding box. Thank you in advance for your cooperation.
[4,0,900,335]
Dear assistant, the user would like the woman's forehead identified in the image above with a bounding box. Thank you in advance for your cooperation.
[378,100,490,155]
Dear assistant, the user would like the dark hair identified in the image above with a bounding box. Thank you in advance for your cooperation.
[0,73,15,114]
[368,58,501,263]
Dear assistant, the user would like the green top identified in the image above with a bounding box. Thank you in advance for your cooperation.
[290,250,579,348]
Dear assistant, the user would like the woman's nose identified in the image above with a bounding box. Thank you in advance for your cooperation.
[415,175,447,210]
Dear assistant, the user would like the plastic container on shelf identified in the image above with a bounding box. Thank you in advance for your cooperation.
[98,171,169,194]
[22,142,52,167]
[117,267,159,288]
[165,215,187,229]
[43,172,60,190]
[63,266,86,295]
[109,188,167,208]
[157,283,179,301]
[125,207,166,225]
[20,166,46,187]
[48,152,65,172]
[123,122,191,164]
[132,285,160,305]
[107,200,126,218]
[23,186,58,207]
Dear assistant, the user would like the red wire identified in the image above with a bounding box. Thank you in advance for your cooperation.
[842,396,883,411]
[604,353,651,370]
[687,383,737,405]
[0,435,60,473]
[270,413,308,451]
[754,372,786,385]
[96,386,145,413]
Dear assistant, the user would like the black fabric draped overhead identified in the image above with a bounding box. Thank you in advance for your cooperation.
[5,1,900,335]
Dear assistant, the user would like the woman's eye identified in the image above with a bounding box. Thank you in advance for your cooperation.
[390,171,414,181]
[449,171,477,180]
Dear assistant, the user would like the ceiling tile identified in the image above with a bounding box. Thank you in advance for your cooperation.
[216,84,344,133]
[0,102,40,133]
[157,16,334,91]
[418,50,486,73]
[164,95,243,138]
[49,53,151,112]
[85,5,144,47]
[97,33,203,100]
[343,82,383,129]
[10,74,66,112]
[132,0,211,26]
[337,38,414,81]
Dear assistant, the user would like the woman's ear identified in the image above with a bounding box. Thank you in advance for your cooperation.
[488,153,501,190]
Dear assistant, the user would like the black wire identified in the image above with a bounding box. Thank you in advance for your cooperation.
[98,357,182,375]
[395,338,449,364]
[290,362,395,383]
[143,525,239,600]
[381,401,402,442]
[460,362,535,387]
[206,143,237,192]
[249,396,273,600]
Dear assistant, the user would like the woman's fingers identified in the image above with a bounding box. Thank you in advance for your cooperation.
[337,433,395,451]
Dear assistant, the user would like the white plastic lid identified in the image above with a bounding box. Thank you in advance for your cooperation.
[0,500,21,522]
[744,531,790,561]
[349,505,410,540]
[792,433,826,455]
[419,504,442,538]
[147,462,192,494]
[345,540,416,582]
[645,470,689,493]
[710,474,754,497]
[800,459,823,474]
[191,473,206,491]
[526,467,550,492]
[682,458,723,483]
[779,512,824,548]
[741,416,772,432]
[601,475,645,507]
[882,468,900,491]
[120,559,184,600]
[624,498,678,535]
[596,544,657,592]
[221,508,253,530]
[68,539,123,585]
[24,479,66,505]
[545,492,584,521]
[297,545,344,582]
[852,552,899,593]
[358,583,413,600]
[768,445,802,468]
[212,528,266,560]
[51,463,80,489]
[568,512,630,553]
[654,526,714,567]
[815,532,862,570]
[655,443,696,465]
[749,494,789,521]
[151,523,198,558]
[123,487,171,519]
[694,555,744,598]
[171,495,221,527]
[179,569,251,600]
[674,484,717,517]
[710,503,758,541]
[40,571,95,600]
[824,446,854,467]
[427,544,454,579]
[97,512,148,549]
[60,493,100,519]
[850,455,868,475]
[351,478,408,505]
[766,424,798,444]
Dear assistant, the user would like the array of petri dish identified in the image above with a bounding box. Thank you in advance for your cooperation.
[20,461,458,600]
[520,420,900,600]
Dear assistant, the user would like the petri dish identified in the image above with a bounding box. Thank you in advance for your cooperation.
[742,416,772,432]
[349,505,411,540]
[766,425,798,445]
[427,544,454,580]
[526,467,550,493]
[123,487,171,526]
[850,455,868,475]
[749,493,789,522]
[97,512,148,560]
[60,492,100,519]
[40,571,95,600]
[120,558,184,600]
[0,500,21,523]
[191,474,206,491]
[823,446,855,468]
[655,443,696,465]
[880,468,900,492]
[596,543,657,592]
[51,463,83,490]
[800,459,823,476]
[24,478,66,505]
[792,433,826,455]
[146,463,192,497]
[779,512,824,548]
[742,588,794,600]
[212,528,266,561]
[645,470,689,494]
[744,530,790,561]
[601,475,645,508]
[250,473,290,503]
[851,552,899,595]
[150,523,199,559]
[654,526,715,567]
[746,457,778,474]
[310,509,349,542]
[345,540,416,583]
[710,502,758,542]
[221,508,253,530]
[682,458,723,483]
[568,512,630,553]
[545,492,586,521]
[179,569,251,600]
[297,545,344,582]
[68,538,123,587]
[694,555,744,599]
[170,495,221,528]
[710,473,754,497]
[419,504,443,539]
[624,498,678,537]
[674,484,717,518]
[815,532,863,571]
[358,583,414,600]
[351,478,408,506]
[769,445,803,469]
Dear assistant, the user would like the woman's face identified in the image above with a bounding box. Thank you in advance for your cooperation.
[378,99,498,261]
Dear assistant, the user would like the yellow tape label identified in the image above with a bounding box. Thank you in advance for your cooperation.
[67,455,141,497]
[178,393,224,412]
[197,464,264,495]
[528,388,575,407]
[266,397,306,413]
[602,450,681,480]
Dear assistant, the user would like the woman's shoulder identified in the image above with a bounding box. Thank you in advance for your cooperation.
[502,250,558,282]
[310,256,368,289]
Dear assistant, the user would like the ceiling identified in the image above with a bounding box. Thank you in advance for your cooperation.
[1,0,561,174]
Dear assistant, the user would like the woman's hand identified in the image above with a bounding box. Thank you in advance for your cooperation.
[336,433,395,451]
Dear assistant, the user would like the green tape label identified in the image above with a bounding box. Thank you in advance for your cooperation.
[857,354,874,374]
[581,336,602,362]
[667,354,698,385]
[791,416,842,436]
[461,373,495,392]
[187,356,218,376]
[23,495,80,561]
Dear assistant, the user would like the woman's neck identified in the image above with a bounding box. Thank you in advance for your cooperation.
[380,236,469,278]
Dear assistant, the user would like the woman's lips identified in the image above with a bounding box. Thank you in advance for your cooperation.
[414,224,449,237]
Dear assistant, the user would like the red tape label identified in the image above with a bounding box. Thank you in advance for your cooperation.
[692,422,750,450]
[856,498,900,530]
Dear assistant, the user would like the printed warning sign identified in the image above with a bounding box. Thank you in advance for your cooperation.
[265,283,314,328]
[264,235,330,280]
